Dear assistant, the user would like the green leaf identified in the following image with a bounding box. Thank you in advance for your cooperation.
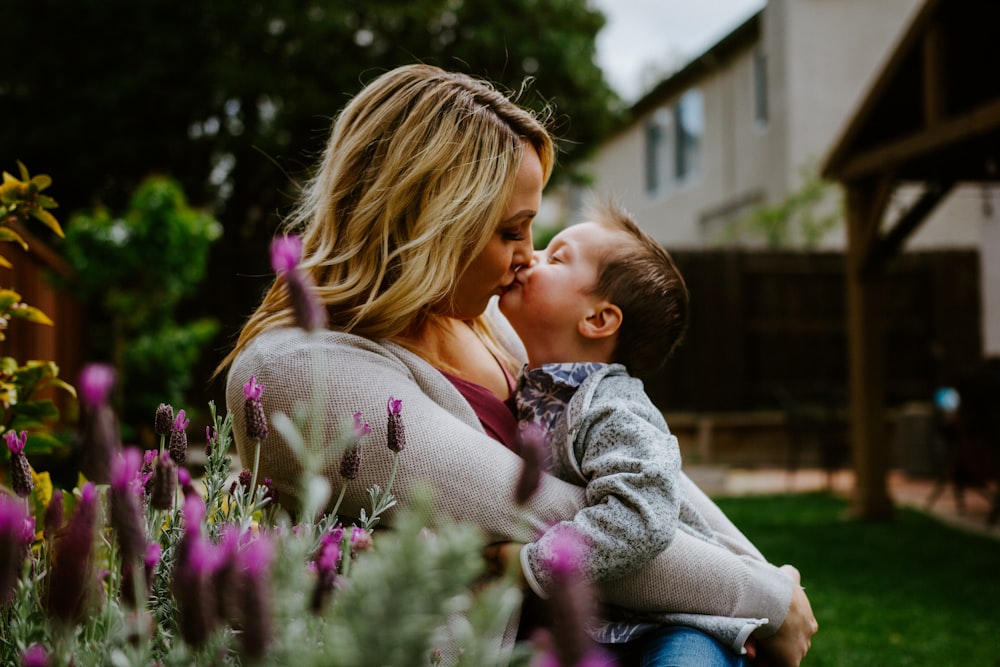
[28,207,63,237]
[0,288,22,310]
[16,160,29,181]
[0,226,29,250]
[7,304,54,326]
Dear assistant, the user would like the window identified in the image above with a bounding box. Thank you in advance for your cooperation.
[674,89,703,183]
[645,108,672,195]
[644,89,704,196]
[753,46,769,127]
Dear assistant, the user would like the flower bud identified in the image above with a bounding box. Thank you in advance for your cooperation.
[154,403,174,436]
[386,396,406,453]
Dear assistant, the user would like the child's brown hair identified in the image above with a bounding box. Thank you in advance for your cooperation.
[588,198,689,378]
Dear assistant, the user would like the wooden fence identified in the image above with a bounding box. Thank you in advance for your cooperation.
[1,230,85,421]
[646,249,982,414]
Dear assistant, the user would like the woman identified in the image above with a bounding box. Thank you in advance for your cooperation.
[220,64,815,665]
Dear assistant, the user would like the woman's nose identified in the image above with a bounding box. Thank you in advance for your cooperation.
[513,237,534,269]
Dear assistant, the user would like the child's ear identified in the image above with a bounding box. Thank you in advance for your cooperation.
[579,302,622,340]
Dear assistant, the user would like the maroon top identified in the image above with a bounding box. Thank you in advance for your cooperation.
[440,365,519,453]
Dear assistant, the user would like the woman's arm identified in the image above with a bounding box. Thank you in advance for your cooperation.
[226,328,797,629]
[226,327,585,541]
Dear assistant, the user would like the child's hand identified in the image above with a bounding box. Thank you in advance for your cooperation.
[482,541,526,585]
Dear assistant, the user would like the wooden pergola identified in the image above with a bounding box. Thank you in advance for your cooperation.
[822,0,1000,518]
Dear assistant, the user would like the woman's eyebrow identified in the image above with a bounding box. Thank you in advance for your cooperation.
[502,209,536,225]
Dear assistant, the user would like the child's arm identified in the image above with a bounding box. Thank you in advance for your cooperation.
[520,375,682,598]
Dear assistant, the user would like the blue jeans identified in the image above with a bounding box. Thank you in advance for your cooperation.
[611,626,751,667]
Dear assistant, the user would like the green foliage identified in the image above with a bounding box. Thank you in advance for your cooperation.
[0,163,74,462]
[720,163,841,250]
[715,492,1000,667]
[0,397,525,666]
[1,1,623,369]
[57,177,222,434]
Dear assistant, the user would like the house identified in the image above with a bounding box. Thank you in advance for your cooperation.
[566,0,1000,502]
[574,0,998,359]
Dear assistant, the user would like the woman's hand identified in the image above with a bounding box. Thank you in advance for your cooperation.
[483,541,527,585]
[755,565,818,666]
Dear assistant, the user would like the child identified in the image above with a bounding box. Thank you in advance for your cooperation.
[495,199,779,661]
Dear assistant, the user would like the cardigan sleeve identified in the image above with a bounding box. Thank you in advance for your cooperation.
[226,327,585,543]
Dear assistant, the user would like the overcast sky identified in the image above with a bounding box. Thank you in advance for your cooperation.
[591,0,765,101]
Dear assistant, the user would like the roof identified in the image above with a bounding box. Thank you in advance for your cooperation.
[822,0,1000,183]
[622,10,762,129]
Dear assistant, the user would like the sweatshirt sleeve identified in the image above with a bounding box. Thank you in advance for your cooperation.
[520,382,682,596]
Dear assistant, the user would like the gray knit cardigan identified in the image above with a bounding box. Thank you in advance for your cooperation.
[225,315,793,657]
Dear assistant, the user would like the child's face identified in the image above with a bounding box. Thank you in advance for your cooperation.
[499,221,622,363]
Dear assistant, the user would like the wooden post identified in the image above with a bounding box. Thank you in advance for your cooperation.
[844,180,895,519]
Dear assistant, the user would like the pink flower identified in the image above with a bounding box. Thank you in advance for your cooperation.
[244,375,265,400]
[46,483,99,623]
[21,643,49,667]
[243,376,269,441]
[270,235,302,274]
[515,423,546,505]
[3,429,26,455]
[386,397,406,453]
[353,411,372,439]
[79,363,116,409]
[0,495,33,604]
[4,430,32,498]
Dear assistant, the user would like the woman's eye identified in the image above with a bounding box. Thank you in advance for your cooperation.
[502,230,525,241]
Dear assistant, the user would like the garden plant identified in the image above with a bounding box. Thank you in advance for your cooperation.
[1,231,601,666]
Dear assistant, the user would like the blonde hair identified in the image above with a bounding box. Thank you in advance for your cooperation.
[218,64,554,373]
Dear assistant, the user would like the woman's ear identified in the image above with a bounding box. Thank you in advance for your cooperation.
[578,302,622,340]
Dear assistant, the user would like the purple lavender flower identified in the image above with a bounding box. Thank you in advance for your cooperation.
[46,482,99,623]
[338,445,362,481]
[154,403,174,436]
[172,494,220,648]
[79,363,116,410]
[4,430,33,498]
[169,409,190,465]
[148,454,176,511]
[310,524,346,612]
[110,448,148,564]
[270,234,327,331]
[541,527,599,667]
[243,375,269,441]
[0,495,33,605]
[270,235,302,275]
[386,396,406,453]
[213,527,241,622]
[77,363,122,484]
[515,423,546,505]
[43,490,64,540]
[234,536,274,660]
[20,643,49,667]
[350,526,373,553]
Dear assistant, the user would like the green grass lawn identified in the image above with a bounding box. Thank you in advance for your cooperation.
[713,492,1000,667]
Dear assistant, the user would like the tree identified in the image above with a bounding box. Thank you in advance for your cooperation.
[2,1,622,403]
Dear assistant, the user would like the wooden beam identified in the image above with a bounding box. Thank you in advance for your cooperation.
[837,98,1000,181]
[847,175,894,276]
[922,21,947,126]
[844,181,895,519]
[860,180,955,277]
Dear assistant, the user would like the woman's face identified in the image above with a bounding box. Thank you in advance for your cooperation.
[448,147,543,319]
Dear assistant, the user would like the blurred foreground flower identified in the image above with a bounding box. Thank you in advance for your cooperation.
[271,234,327,331]
[4,429,32,497]
[78,363,121,483]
